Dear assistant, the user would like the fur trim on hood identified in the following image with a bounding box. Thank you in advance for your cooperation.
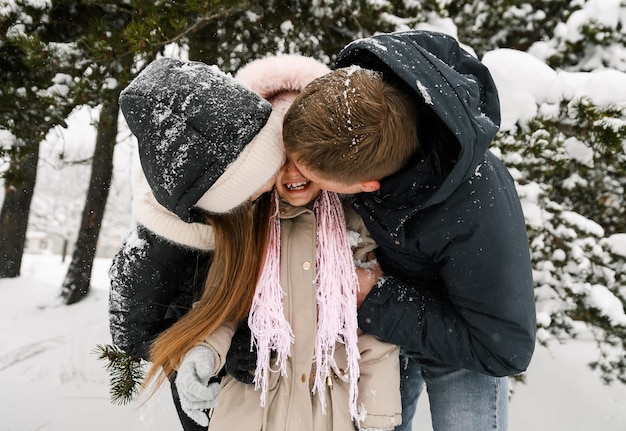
[236,54,330,99]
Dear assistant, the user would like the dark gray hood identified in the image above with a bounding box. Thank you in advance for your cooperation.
[119,58,273,221]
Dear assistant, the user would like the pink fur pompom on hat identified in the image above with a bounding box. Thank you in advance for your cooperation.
[235,54,331,101]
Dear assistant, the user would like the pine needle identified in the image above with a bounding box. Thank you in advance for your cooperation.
[93,344,145,405]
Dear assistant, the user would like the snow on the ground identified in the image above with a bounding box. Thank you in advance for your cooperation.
[1,254,625,431]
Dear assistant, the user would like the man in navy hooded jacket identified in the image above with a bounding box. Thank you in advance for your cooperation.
[282,30,536,430]
[109,31,535,431]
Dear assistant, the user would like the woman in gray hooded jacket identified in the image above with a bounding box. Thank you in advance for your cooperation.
[111,54,401,431]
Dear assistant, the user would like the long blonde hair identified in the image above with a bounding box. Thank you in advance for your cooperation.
[143,193,273,388]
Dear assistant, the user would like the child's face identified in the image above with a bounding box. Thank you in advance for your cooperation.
[275,157,321,207]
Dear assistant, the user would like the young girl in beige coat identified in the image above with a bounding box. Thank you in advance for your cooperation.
[195,156,402,431]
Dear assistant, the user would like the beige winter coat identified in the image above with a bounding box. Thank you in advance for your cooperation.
[204,199,402,431]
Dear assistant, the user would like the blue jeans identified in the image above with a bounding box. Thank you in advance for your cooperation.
[396,354,508,431]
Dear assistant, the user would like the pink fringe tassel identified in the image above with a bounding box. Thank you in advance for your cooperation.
[248,190,294,406]
[248,190,360,420]
[313,190,361,420]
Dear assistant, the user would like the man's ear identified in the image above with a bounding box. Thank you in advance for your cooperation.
[360,180,380,192]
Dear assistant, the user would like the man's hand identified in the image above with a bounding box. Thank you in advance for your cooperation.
[355,252,383,308]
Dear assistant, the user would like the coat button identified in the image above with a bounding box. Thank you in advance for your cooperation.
[365,317,372,324]
[302,261,311,270]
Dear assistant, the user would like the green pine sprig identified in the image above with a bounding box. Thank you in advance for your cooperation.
[94,344,145,405]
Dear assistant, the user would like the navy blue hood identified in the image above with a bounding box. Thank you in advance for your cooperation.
[336,31,501,209]
[336,33,536,377]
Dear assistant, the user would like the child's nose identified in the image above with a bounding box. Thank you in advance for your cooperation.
[285,160,301,175]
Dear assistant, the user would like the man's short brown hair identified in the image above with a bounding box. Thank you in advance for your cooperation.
[283,67,419,184]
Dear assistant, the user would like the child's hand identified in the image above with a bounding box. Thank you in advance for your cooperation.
[175,344,220,426]
[355,252,383,308]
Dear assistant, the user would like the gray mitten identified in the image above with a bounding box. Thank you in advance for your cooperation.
[175,345,220,426]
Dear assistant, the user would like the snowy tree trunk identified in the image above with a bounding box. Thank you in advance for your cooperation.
[0,144,39,278]
[60,97,119,305]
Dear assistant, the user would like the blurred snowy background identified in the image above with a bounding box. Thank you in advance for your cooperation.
[1,0,625,429]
